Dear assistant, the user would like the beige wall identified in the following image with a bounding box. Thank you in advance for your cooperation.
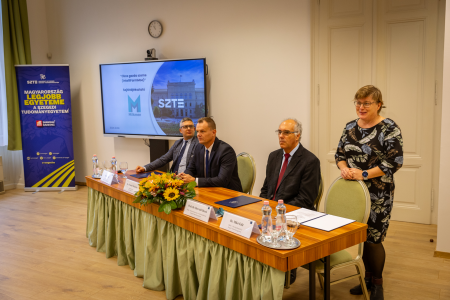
[26,0,312,196]
[437,1,450,253]
[27,0,50,64]
[25,0,450,239]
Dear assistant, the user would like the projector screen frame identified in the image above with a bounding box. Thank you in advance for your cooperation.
[103,133,183,141]
[99,57,207,140]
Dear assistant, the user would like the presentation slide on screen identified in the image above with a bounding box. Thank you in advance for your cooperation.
[101,59,205,136]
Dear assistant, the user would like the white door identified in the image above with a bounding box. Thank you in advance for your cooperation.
[314,0,439,224]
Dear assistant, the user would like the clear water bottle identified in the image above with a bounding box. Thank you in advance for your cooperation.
[92,154,99,177]
[261,201,272,243]
[276,199,287,240]
[111,156,118,180]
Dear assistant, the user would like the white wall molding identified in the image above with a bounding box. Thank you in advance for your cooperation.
[436,0,450,253]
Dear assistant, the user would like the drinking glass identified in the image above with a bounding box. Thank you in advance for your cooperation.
[103,161,112,172]
[271,216,281,248]
[120,162,128,178]
[285,216,298,246]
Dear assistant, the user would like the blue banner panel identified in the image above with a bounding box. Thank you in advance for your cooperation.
[16,65,75,188]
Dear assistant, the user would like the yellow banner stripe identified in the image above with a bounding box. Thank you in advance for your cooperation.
[32,160,74,187]
[52,166,75,187]
[62,171,76,187]
[42,162,75,187]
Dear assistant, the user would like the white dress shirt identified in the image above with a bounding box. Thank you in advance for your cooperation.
[177,137,194,174]
[279,142,300,174]
[196,142,214,185]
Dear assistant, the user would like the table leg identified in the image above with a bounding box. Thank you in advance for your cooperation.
[309,261,315,300]
[323,256,330,300]
[285,270,291,289]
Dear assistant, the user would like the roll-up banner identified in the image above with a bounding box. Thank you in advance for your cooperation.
[15,65,77,191]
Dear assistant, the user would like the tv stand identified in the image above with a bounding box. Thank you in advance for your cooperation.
[149,139,169,172]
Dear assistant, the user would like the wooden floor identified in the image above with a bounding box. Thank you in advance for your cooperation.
[0,187,448,300]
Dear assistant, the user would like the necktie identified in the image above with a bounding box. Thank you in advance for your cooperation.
[205,149,210,177]
[172,141,188,173]
[272,153,291,200]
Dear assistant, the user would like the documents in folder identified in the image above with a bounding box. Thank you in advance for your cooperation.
[302,215,355,232]
[215,196,261,208]
[130,171,162,179]
[286,208,326,224]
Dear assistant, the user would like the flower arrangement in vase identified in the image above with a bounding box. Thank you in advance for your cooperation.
[133,172,196,214]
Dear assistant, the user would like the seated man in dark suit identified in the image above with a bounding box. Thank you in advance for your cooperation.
[261,118,321,284]
[135,117,199,174]
[179,117,243,192]
[260,118,320,210]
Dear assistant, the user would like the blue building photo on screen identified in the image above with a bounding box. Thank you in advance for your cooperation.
[150,60,205,136]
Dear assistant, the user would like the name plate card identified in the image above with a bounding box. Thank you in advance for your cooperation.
[220,212,260,239]
[100,170,119,185]
[184,200,217,222]
[123,179,139,195]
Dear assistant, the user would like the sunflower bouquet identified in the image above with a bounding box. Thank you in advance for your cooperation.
[133,172,196,214]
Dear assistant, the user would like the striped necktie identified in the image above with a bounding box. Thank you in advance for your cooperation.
[272,153,290,200]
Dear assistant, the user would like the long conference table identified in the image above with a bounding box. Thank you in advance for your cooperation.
[85,171,367,300]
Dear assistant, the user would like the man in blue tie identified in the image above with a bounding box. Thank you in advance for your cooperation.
[179,117,243,192]
[135,117,198,174]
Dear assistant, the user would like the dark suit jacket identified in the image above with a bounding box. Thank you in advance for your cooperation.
[260,143,320,210]
[185,137,243,192]
[144,136,199,173]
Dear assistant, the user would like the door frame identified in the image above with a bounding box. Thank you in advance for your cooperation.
[310,0,445,223]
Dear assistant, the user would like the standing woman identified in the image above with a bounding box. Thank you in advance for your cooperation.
[335,85,403,300]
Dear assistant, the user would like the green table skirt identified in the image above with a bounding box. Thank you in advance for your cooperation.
[86,188,285,300]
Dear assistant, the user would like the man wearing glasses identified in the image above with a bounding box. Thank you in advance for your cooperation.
[135,117,199,174]
[260,118,321,210]
[179,117,243,192]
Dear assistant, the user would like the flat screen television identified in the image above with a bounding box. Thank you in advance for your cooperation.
[100,58,207,140]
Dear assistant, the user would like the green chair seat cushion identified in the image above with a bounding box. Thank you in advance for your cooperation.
[301,250,353,272]
[237,156,254,194]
